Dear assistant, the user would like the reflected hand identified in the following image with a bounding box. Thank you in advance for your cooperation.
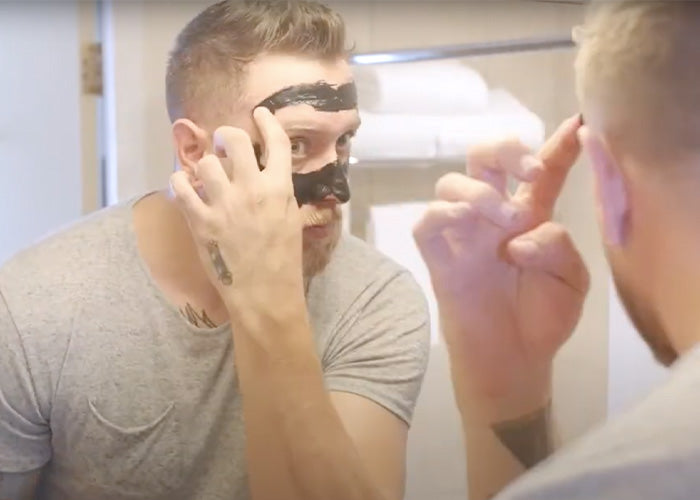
[413,115,589,417]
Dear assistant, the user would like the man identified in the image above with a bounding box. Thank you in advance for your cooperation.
[0,1,429,499]
[414,1,700,499]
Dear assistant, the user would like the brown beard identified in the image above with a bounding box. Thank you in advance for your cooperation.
[301,206,342,281]
[611,267,678,366]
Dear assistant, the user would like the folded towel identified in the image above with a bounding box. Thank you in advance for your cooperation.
[437,110,546,157]
[353,60,490,115]
[351,112,441,161]
[352,100,545,162]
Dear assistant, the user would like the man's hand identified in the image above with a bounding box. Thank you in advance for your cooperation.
[413,115,589,420]
[414,115,588,500]
[170,107,303,314]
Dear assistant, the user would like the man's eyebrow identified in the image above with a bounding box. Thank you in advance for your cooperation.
[283,117,362,134]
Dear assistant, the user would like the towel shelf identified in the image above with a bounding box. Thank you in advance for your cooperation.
[350,35,574,66]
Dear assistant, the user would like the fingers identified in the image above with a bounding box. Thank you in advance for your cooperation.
[507,222,590,294]
[515,114,583,214]
[435,172,519,227]
[253,107,292,181]
[195,154,229,201]
[213,126,258,184]
[170,170,207,221]
[467,138,544,195]
[413,201,474,265]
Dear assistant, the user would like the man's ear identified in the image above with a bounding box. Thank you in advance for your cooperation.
[172,119,209,176]
[579,126,630,247]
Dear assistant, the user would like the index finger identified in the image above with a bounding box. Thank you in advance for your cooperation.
[213,126,258,184]
[466,138,544,197]
[515,114,583,214]
[253,107,292,179]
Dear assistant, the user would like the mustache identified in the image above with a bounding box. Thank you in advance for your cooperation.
[302,206,340,227]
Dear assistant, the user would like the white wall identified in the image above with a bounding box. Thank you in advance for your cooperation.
[102,1,209,204]
[0,1,98,264]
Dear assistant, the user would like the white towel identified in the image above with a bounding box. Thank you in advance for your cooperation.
[352,106,545,162]
[351,112,441,161]
[436,110,546,157]
[353,60,490,115]
[487,87,529,113]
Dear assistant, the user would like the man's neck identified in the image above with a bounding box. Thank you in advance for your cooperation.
[656,231,700,360]
[132,191,229,326]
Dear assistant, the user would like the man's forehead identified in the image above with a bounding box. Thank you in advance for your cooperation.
[256,80,357,114]
[242,54,356,111]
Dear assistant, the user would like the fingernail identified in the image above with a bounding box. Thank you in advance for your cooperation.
[569,113,583,131]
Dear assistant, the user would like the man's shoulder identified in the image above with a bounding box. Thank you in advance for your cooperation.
[0,202,134,308]
[308,232,428,325]
[322,232,426,303]
[499,348,700,500]
[328,232,410,282]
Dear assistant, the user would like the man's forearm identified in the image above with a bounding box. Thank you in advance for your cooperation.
[228,295,387,500]
[461,401,554,500]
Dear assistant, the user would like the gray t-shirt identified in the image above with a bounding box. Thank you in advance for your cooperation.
[498,344,700,500]
[0,199,430,500]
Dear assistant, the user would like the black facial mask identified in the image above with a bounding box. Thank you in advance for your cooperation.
[254,80,357,205]
[292,161,350,206]
[257,81,358,113]
[254,146,350,206]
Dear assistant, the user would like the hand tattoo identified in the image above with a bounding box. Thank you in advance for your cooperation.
[181,303,217,328]
[491,402,553,469]
[206,240,232,286]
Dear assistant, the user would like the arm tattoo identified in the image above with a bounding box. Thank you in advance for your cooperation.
[180,303,217,328]
[206,241,232,286]
[0,470,42,500]
[491,402,553,469]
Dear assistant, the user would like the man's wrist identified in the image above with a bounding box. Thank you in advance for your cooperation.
[223,277,306,318]
[453,363,553,426]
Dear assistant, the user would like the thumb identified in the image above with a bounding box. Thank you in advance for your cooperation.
[507,222,590,295]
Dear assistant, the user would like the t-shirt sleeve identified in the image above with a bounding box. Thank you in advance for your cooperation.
[0,291,51,472]
[322,270,431,426]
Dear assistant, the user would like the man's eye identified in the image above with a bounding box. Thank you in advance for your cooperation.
[337,132,355,149]
[290,139,307,157]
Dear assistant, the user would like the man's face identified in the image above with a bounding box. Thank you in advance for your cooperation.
[233,54,360,277]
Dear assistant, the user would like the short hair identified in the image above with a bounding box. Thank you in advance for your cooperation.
[166,0,349,125]
[574,1,700,165]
